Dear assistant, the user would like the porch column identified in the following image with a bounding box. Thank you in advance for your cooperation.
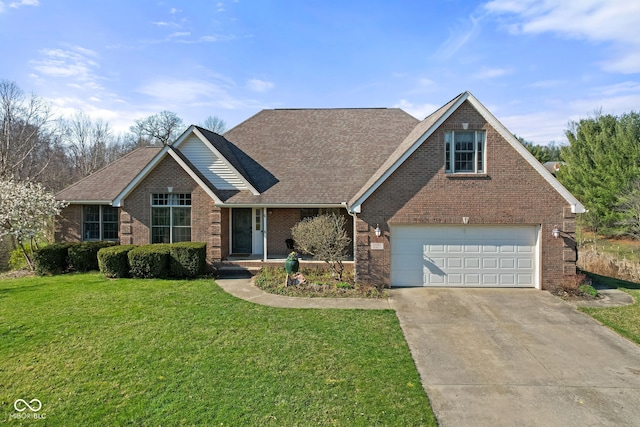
[263,207,268,261]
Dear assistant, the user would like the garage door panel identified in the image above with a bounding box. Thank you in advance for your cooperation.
[447,257,463,268]
[500,258,515,268]
[483,274,498,285]
[518,259,533,268]
[483,258,498,268]
[391,225,537,288]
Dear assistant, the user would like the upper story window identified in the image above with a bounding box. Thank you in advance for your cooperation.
[83,205,118,241]
[445,130,485,174]
[151,193,191,243]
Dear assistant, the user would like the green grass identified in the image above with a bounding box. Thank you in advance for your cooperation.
[0,273,435,426]
[579,272,640,345]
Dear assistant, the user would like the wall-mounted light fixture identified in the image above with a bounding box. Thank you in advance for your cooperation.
[462,217,469,224]
[552,225,561,239]
[374,224,381,237]
[167,186,173,193]
[462,123,469,130]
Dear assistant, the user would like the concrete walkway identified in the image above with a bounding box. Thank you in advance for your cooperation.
[215,277,392,309]
[216,278,640,426]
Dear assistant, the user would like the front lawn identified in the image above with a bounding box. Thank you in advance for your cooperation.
[579,272,640,345]
[0,273,435,426]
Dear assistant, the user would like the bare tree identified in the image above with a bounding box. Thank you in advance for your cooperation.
[61,111,114,178]
[130,111,185,145]
[291,214,352,280]
[0,79,56,181]
[199,115,227,134]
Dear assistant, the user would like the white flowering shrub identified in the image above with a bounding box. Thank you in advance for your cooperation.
[0,179,67,269]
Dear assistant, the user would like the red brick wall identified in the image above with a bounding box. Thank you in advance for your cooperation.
[55,205,83,242]
[119,155,222,266]
[265,208,355,258]
[266,208,300,256]
[355,101,577,290]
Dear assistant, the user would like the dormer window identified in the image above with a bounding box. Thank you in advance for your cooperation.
[445,130,485,174]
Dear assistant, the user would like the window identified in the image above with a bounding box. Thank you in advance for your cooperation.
[255,208,262,231]
[83,205,119,241]
[445,130,485,173]
[151,193,191,243]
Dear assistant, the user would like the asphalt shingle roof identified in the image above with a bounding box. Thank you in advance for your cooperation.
[219,108,419,204]
[56,146,163,202]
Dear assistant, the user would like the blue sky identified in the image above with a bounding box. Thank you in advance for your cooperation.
[1,0,639,145]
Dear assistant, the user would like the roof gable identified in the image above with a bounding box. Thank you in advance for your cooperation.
[173,127,259,194]
[111,126,264,207]
[349,91,586,214]
[55,146,163,203]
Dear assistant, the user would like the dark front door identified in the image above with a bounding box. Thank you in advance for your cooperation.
[232,208,252,253]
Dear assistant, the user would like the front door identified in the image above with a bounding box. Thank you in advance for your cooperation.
[232,208,253,253]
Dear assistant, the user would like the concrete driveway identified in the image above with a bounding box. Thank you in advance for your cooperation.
[389,288,640,427]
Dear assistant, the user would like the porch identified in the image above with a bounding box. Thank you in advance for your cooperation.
[217,254,354,278]
[221,206,355,261]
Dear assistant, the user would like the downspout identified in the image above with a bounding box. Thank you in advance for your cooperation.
[342,202,358,280]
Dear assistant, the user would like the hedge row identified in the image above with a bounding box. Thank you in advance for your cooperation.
[103,242,207,279]
[34,242,207,279]
[33,241,115,275]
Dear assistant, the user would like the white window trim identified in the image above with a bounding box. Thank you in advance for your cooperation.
[445,130,486,174]
[150,193,192,244]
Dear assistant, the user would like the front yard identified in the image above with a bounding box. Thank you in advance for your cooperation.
[0,273,436,426]
[579,273,640,345]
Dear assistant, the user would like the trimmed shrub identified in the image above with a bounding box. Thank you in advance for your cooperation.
[128,244,171,278]
[98,245,137,278]
[170,242,207,278]
[69,241,116,272]
[33,243,71,275]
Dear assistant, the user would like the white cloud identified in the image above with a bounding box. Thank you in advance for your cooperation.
[246,79,274,93]
[498,110,570,144]
[0,0,38,12]
[393,100,439,120]
[169,31,190,38]
[473,67,512,79]
[136,77,259,110]
[0,0,40,13]
[31,46,103,90]
[418,78,435,87]
[484,0,640,73]
[433,14,481,61]
[170,8,180,14]
[526,80,564,89]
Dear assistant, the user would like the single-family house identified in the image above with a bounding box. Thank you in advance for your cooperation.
[55,91,585,289]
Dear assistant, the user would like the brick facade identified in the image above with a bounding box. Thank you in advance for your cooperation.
[54,97,579,288]
[354,101,577,290]
[266,208,300,256]
[118,156,221,266]
[55,204,83,242]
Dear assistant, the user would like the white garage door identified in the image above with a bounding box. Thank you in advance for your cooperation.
[390,225,538,288]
